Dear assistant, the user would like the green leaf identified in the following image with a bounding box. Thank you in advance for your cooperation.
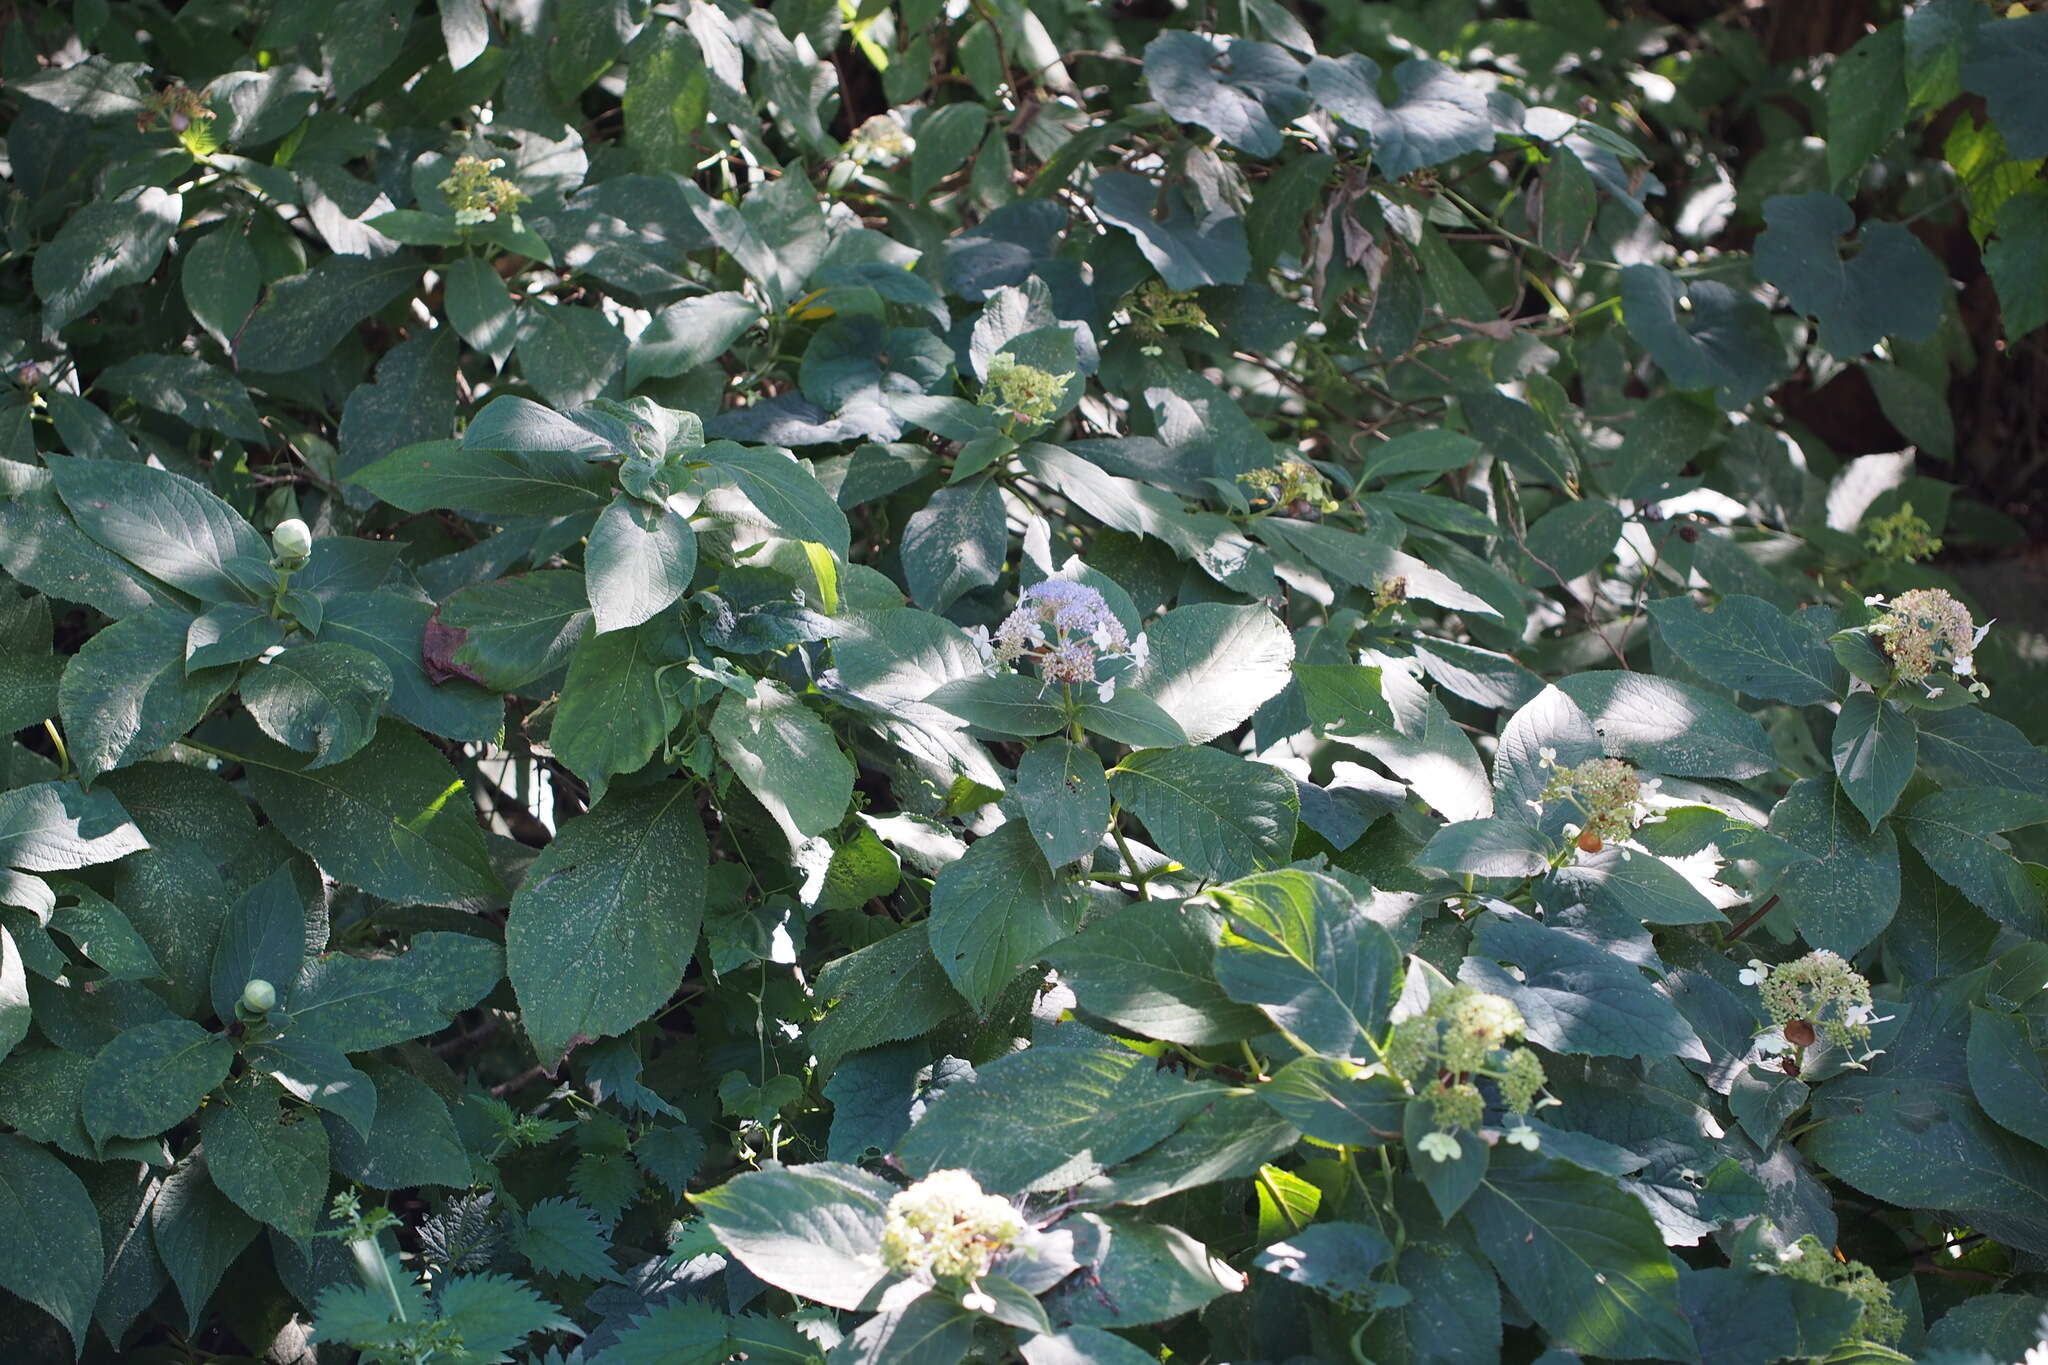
[1406,1099,1489,1219]
[0,926,28,1062]
[197,1076,329,1238]
[444,255,520,369]
[1546,848,1726,927]
[58,606,236,782]
[240,642,392,769]
[521,305,626,409]
[351,438,615,517]
[550,623,672,795]
[1308,54,1492,177]
[912,102,990,200]
[1094,172,1250,291]
[1524,499,1625,581]
[692,1162,896,1309]
[33,186,183,332]
[897,1046,1223,1193]
[1419,818,1555,879]
[1073,690,1189,749]
[1984,190,2048,340]
[627,292,760,389]
[1827,24,1908,187]
[1461,912,1703,1060]
[508,781,708,1061]
[1044,1213,1246,1328]
[696,442,851,559]
[1021,1328,1161,1365]
[1968,1006,2048,1148]
[152,1156,259,1334]
[1895,787,2048,936]
[1258,1054,1405,1146]
[1646,595,1844,705]
[1915,706,2048,796]
[0,780,148,872]
[1831,692,1917,826]
[587,495,696,635]
[928,819,1085,1013]
[244,1036,376,1140]
[1555,670,1776,779]
[1769,776,1903,955]
[436,1275,576,1361]
[809,924,966,1075]
[711,681,854,845]
[208,863,306,1022]
[1296,663,1394,738]
[339,330,460,484]
[97,354,264,442]
[1209,869,1400,1059]
[1124,603,1295,745]
[242,727,504,910]
[1047,900,1267,1046]
[320,590,505,744]
[1074,1091,1299,1207]
[1754,192,1946,356]
[182,227,261,348]
[0,1133,103,1352]
[186,601,284,671]
[518,1197,614,1281]
[82,1019,233,1142]
[105,840,234,1017]
[237,254,422,373]
[47,455,268,605]
[324,1061,471,1190]
[1962,11,2048,159]
[1462,1148,1698,1361]
[624,20,710,173]
[922,673,1068,737]
[1015,738,1111,868]
[1144,31,1292,157]
[901,474,1006,611]
[430,571,593,692]
[290,931,503,1054]
[1109,746,1299,881]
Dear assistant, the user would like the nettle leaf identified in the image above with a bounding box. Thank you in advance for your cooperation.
[1109,746,1299,881]
[928,819,1086,1013]
[1209,869,1401,1059]
[1620,265,1782,408]
[1754,192,1946,356]
[508,781,708,1061]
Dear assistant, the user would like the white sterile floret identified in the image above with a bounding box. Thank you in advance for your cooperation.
[879,1170,1025,1290]
[1417,1132,1462,1163]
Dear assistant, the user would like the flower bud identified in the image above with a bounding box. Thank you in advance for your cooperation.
[271,518,313,562]
[240,978,277,1014]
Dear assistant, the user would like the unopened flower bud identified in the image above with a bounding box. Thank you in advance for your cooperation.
[271,519,313,562]
[240,978,277,1014]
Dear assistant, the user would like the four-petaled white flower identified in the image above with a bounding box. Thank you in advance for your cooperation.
[1738,959,1769,986]
[1505,1124,1540,1151]
[1417,1131,1463,1163]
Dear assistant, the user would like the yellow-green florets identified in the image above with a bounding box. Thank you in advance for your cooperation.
[1751,949,1877,1050]
[1387,984,1548,1144]
[978,353,1073,428]
[1237,459,1339,514]
[879,1170,1025,1295]
[1124,280,1219,338]
[1868,588,1980,685]
[439,155,526,228]
[1537,755,1645,846]
[1769,1235,1905,1345]
[845,113,914,167]
[1862,502,1942,563]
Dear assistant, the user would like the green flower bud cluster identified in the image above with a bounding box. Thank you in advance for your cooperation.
[439,154,526,228]
[1752,949,1877,1050]
[978,353,1073,428]
[878,1169,1025,1296]
[1387,984,1548,1147]
[1767,1235,1905,1346]
[1124,279,1218,338]
[1537,754,1644,847]
[1861,502,1942,564]
[1867,588,1980,684]
[1237,459,1339,514]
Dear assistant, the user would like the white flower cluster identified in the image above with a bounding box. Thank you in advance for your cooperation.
[878,1169,1024,1312]
[845,113,914,167]
[990,580,1147,700]
[1866,588,1991,694]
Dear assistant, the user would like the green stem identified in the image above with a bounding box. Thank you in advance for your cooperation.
[41,720,71,779]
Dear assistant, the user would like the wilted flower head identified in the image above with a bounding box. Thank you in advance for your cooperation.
[1538,756,1645,847]
[991,579,1146,700]
[1766,1235,1905,1345]
[440,155,526,227]
[845,113,914,167]
[878,1170,1024,1296]
[979,353,1074,428]
[1868,588,1984,686]
[1752,949,1877,1051]
[138,83,213,135]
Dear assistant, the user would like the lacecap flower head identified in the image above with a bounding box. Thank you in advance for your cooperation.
[1386,983,1548,1155]
[1537,755,1649,848]
[440,154,526,227]
[1868,588,1988,689]
[991,579,1147,700]
[878,1169,1024,1308]
[1750,949,1877,1051]
[1766,1235,1905,1346]
[845,113,914,167]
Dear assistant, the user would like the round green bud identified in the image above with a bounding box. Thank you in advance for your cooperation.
[240,978,277,1014]
[271,518,313,562]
